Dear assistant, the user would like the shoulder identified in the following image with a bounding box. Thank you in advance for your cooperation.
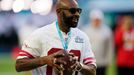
[26,22,55,40]
[72,28,90,41]
[31,22,55,35]
[102,25,113,36]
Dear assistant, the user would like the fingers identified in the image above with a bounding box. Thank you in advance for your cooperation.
[68,53,75,57]
[53,64,64,71]
[73,56,78,61]
[52,51,79,70]
[53,51,66,65]
[52,58,66,74]
[54,54,65,58]
[53,58,67,65]
[53,63,64,74]
[70,61,83,71]
[69,55,78,62]
[70,62,78,70]
[53,50,66,58]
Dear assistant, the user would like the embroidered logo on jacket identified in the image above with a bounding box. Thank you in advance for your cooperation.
[75,36,84,43]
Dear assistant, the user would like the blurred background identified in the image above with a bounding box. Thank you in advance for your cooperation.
[0,0,134,75]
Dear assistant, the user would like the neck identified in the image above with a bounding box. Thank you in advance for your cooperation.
[58,21,70,34]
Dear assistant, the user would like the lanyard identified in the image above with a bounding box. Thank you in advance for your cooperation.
[56,21,71,50]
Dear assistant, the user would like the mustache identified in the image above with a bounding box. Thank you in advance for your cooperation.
[68,15,79,19]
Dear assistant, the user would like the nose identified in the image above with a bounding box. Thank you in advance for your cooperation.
[74,11,80,17]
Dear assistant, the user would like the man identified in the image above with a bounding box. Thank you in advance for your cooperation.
[82,9,114,75]
[15,0,96,75]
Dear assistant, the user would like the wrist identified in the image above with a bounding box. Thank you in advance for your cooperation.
[40,56,48,65]
[39,57,44,65]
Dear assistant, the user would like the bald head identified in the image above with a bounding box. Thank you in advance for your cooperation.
[56,0,81,31]
[56,0,79,10]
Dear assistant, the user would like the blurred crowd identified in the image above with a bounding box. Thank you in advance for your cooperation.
[0,0,134,75]
[82,10,134,75]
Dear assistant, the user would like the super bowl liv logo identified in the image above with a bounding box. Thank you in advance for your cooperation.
[75,36,84,43]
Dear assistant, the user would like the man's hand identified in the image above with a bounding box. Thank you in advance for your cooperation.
[41,50,67,74]
[67,53,81,71]
[56,52,79,72]
[68,53,96,75]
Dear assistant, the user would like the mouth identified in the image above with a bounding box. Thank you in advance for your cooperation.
[72,17,78,23]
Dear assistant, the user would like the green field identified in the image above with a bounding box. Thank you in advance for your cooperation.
[0,53,116,75]
[0,53,29,75]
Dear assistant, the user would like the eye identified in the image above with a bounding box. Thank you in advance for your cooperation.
[57,8,82,14]
[69,8,82,14]
[69,8,76,14]
[77,8,82,14]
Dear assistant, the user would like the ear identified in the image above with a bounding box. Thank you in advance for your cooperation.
[56,9,64,17]
[56,9,61,14]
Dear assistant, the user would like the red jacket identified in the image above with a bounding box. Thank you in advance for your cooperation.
[114,27,134,67]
